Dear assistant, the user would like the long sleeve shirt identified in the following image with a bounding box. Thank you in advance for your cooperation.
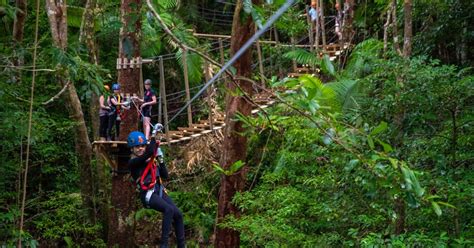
[128,137,168,191]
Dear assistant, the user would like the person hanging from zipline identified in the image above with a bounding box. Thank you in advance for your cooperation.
[99,85,111,141]
[107,83,130,141]
[127,126,185,248]
[132,79,157,140]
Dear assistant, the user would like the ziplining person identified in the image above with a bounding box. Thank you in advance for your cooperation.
[127,125,185,248]
[132,79,157,140]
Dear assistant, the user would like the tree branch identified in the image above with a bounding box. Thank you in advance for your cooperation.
[42,80,71,105]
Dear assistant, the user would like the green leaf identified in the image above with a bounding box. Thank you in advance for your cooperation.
[212,163,226,174]
[64,236,73,247]
[229,160,246,175]
[389,158,398,169]
[67,6,84,28]
[437,201,457,209]
[371,121,388,135]
[321,54,335,76]
[376,138,393,153]
[345,159,359,171]
[283,49,320,67]
[431,201,442,216]
[367,135,375,149]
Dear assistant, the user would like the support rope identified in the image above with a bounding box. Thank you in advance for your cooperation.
[18,0,40,245]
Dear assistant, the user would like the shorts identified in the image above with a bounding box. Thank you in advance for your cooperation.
[143,107,152,118]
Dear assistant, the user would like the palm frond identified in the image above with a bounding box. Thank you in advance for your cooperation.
[176,49,203,85]
[283,49,320,67]
[67,6,84,28]
[298,75,340,112]
[141,21,163,58]
[344,39,383,78]
[326,78,365,111]
[155,0,179,9]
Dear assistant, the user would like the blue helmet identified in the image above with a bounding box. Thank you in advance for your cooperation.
[112,83,120,90]
[127,131,147,147]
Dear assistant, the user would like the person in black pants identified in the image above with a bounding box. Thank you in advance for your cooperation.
[107,83,130,140]
[127,127,185,248]
[99,85,111,141]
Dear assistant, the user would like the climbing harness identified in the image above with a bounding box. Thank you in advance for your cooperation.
[114,94,126,121]
[137,142,167,205]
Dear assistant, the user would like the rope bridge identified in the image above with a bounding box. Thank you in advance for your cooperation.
[92,4,351,173]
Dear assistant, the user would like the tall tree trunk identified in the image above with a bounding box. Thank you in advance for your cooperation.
[45,0,95,221]
[214,1,257,247]
[13,0,27,42]
[80,0,109,238]
[343,0,355,44]
[319,0,326,50]
[383,4,392,54]
[393,0,413,234]
[12,0,27,84]
[402,0,412,58]
[392,0,401,55]
[107,0,142,245]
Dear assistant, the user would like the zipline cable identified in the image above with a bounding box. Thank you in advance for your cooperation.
[18,0,41,245]
[167,0,296,126]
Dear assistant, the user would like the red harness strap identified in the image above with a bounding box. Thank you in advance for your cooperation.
[139,141,160,191]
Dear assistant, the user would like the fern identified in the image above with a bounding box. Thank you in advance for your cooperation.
[155,0,179,9]
[283,49,321,67]
[141,20,163,58]
[297,75,340,112]
[344,39,383,78]
[67,6,84,29]
[326,78,364,111]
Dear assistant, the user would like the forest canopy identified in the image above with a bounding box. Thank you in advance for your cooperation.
[0,0,473,247]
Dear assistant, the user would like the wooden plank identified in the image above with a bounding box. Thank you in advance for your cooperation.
[178,127,205,133]
[191,123,212,129]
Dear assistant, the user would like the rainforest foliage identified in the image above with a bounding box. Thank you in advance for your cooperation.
[0,0,473,247]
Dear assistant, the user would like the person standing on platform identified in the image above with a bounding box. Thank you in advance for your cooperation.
[107,83,130,141]
[99,85,111,141]
[133,79,157,140]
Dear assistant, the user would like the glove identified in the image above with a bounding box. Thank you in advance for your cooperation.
[151,123,163,136]
[157,148,164,163]
[122,101,131,109]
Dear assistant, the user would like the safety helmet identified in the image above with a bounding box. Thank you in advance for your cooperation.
[104,85,110,91]
[127,131,147,147]
[112,83,120,91]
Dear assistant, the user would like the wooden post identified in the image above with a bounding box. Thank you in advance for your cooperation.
[319,0,327,52]
[139,57,144,99]
[218,38,225,65]
[315,7,320,54]
[306,7,314,53]
[182,49,193,126]
[157,57,163,124]
[256,28,265,87]
[204,59,214,130]
[159,57,170,142]
[291,36,297,72]
[273,26,283,77]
